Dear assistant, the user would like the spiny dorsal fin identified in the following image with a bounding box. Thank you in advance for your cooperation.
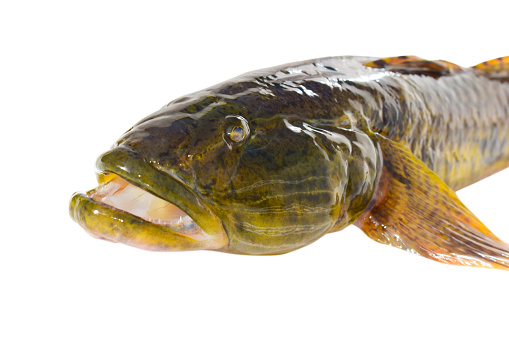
[364,56,462,79]
[473,56,509,81]
[354,136,509,270]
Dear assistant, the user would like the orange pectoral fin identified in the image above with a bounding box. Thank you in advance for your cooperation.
[354,137,509,270]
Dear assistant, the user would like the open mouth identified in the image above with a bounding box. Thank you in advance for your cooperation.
[88,176,209,241]
[69,146,228,251]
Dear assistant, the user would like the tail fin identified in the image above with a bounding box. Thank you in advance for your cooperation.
[472,56,509,81]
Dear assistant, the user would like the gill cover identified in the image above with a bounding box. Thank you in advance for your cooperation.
[214,121,379,255]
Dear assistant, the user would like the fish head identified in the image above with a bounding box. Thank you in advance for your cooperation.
[70,81,379,254]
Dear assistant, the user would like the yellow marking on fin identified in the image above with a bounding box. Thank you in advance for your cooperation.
[355,137,509,270]
[473,56,509,74]
[364,56,462,78]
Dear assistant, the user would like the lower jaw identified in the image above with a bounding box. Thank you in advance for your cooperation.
[69,173,231,251]
[70,191,227,251]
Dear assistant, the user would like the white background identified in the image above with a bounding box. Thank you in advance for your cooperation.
[2,1,509,338]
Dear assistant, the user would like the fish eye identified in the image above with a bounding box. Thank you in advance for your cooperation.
[224,115,250,145]
[227,125,246,142]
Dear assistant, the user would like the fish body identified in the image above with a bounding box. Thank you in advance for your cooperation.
[70,55,509,269]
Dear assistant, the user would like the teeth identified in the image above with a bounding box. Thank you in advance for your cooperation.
[89,176,208,240]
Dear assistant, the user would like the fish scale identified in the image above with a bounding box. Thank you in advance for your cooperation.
[362,67,509,189]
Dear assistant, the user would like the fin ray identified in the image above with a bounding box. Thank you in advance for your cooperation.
[355,137,509,270]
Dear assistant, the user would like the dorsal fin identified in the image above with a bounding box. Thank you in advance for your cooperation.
[364,56,462,79]
[472,56,509,82]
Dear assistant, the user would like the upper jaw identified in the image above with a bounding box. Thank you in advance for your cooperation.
[69,145,229,251]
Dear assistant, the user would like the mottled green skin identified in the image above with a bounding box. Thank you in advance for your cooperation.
[89,56,509,254]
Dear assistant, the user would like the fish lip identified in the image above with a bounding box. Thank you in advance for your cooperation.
[69,145,229,251]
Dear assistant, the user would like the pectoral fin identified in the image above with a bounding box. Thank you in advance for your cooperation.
[354,137,509,270]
